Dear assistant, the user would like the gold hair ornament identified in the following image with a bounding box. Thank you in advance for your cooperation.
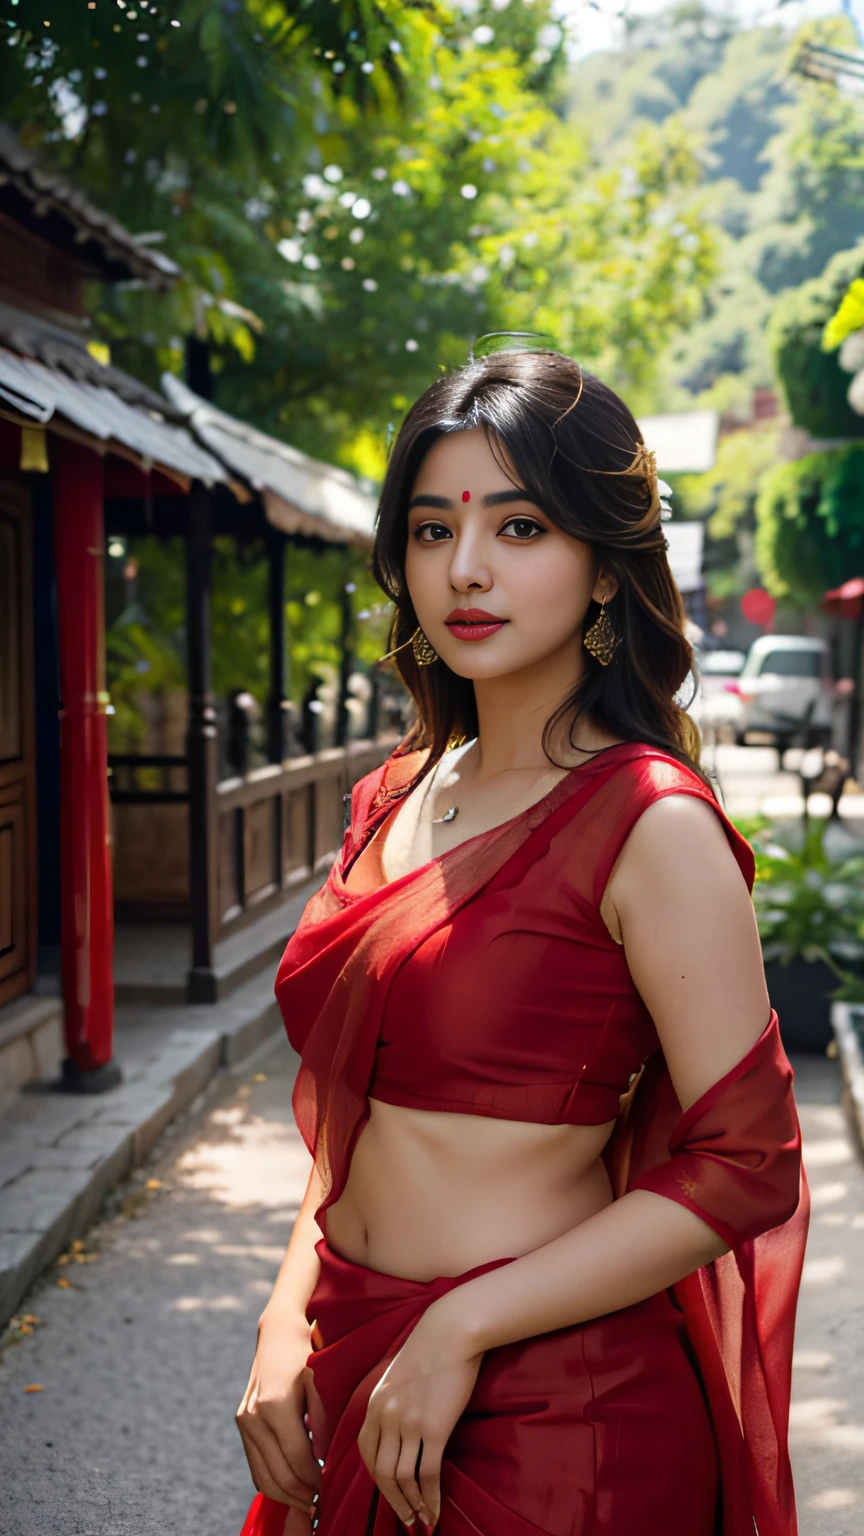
[563,435,674,522]
[607,442,674,522]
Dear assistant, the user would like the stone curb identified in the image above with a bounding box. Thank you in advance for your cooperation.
[830,1001,864,1160]
[0,983,282,1328]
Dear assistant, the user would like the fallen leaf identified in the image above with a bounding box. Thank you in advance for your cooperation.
[21,1315,39,1326]
[252,1074,267,1083]
[56,1254,71,1266]
[56,1278,72,1290]
[145,1178,162,1191]
[71,1239,85,1252]
[19,1324,32,1336]
[23,1384,43,1393]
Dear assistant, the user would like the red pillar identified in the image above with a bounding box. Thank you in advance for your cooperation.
[51,437,117,1081]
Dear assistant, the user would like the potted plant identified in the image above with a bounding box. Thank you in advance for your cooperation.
[736,816,864,1053]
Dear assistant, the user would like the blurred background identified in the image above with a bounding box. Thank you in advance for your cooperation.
[1,2,864,1532]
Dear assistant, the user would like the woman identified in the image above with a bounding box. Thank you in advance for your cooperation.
[236,351,809,1536]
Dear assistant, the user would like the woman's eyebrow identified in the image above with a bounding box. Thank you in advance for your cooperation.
[408,488,539,510]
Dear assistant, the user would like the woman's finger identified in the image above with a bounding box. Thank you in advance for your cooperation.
[418,1436,445,1527]
[357,1412,380,1479]
[264,1404,321,1493]
[242,1423,316,1512]
[374,1427,418,1526]
[394,1432,426,1521]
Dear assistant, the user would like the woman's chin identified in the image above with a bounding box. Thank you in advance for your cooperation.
[435,641,541,682]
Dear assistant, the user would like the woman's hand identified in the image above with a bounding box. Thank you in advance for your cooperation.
[236,1313,323,1520]
[357,1300,483,1530]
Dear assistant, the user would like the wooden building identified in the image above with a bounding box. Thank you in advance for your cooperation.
[0,127,389,1099]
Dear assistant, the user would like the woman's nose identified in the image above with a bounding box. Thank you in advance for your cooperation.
[448,534,492,593]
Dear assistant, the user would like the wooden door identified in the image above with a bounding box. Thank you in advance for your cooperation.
[0,480,36,1007]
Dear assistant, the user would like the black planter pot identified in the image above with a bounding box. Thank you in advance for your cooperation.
[763,958,837,1054]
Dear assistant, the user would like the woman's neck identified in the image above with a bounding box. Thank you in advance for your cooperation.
[466,637,613,780]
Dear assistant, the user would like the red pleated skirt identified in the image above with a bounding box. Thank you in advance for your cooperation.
[239,1239,720,1536]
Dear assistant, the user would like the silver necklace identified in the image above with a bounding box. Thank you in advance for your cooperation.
[432,804,458,824]
[425,751,462,825]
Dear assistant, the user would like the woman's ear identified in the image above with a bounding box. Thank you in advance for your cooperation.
[591,567,620,605]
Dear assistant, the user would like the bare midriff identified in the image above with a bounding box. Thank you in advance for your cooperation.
[324,1105,617,1282]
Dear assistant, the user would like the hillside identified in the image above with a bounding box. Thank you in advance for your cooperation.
[566,5,864,417]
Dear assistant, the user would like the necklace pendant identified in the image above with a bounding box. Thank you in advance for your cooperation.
[432,805,459,824]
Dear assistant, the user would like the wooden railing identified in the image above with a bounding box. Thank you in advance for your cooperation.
[213,740,389,935]
[109,754,189,802]
[108,735,395,996]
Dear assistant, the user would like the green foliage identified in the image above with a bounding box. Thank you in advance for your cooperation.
[768,245,864,439]
[680,424,782,539]
[566,8,864,416]
[743,817,864,1000]
[677,423,781,600]
[754,444,864,605]
[2,0,718,474]
[823,278,864,352]
[104,534,392,750]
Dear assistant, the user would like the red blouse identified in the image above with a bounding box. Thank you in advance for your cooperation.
[331,744,754,1128]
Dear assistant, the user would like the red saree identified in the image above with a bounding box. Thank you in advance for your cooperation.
[239,744,809,1536]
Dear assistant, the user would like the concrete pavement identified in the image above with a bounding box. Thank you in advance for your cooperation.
[0,1033,308,1536]
[1,1031,862,1535]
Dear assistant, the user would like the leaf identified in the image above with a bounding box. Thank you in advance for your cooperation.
[145,1178,163,1190]
[56,1278,72,1290]
[23,1384,44,1393]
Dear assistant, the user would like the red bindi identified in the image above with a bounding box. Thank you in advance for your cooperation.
[461,490,471,502]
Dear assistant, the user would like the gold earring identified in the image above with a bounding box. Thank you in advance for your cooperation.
[411,627,438,666]
[377,625,436,665]
[583,596,618,667]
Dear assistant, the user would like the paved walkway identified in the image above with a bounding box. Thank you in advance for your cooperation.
[790,1054,864,1535]
[1,1034,862,1534]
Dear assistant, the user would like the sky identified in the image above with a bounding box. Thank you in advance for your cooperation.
[554,0,864,60]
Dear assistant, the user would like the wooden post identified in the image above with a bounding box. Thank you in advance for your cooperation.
[267,528,287,763]
[50,438,120,1089]
[335,575,356,748]
[186,483,219,1002]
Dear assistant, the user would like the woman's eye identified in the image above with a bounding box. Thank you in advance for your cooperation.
[414,522,452,542]
[500,517,545,540]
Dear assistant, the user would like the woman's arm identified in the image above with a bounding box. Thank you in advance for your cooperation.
[258,1156,326,1331]
[236,1158,326,1517]
[361,794,791,1527]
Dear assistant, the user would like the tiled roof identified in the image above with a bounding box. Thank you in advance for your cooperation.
[162,374,378,547]
[0,124,178,289]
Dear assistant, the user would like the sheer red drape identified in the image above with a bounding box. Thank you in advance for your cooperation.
[269,745,807,1536]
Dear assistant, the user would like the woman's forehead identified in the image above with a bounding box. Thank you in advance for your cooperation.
[415,426,519,485]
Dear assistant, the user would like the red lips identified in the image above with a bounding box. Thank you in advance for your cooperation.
[444,607,506,623]
[444,607,509,643]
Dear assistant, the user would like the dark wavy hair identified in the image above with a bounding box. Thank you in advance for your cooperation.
[372,349,700,777]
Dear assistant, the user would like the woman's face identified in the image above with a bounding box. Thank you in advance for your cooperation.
[404,425,617,682]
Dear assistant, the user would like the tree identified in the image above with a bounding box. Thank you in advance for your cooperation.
[755,446,864,605]
[676,423,782,601]
[3,1,717,470]
[565,7,864,415]
[768,244,864,440]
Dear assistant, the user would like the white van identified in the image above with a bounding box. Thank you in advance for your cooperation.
[727,636,835,746]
